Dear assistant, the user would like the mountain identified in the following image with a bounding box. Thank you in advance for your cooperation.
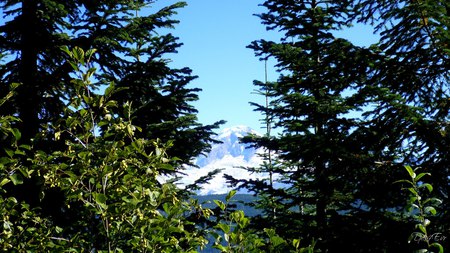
[196,125,260,167]
[178,125,268,195]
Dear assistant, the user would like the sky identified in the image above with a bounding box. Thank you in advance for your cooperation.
[148,0,378,133]
[149,0,278,133]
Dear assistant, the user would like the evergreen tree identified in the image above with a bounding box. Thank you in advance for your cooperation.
[229,0,443,251]
[353,0,450,250]
[0,0,79,142]
[0,0,222,165]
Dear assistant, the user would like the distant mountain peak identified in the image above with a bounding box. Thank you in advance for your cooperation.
[178,125,267,195]
[196,126,260,168]
[218,125,260,140]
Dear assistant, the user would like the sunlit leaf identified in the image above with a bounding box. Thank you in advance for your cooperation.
[418,183,433,193]
[430,242,444,253]
[9,173,23,185]
[0,178,10,187]
[213,200,226,211]
[226,190,236,202]
[93,192,107,210]
[424,206,437,216]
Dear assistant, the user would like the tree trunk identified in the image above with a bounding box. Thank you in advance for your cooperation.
[18,0,40,142]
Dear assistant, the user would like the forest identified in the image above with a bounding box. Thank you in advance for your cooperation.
[0,0,449,252]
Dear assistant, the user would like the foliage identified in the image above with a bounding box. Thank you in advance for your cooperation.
[0,47,312,252]
[0,0,222,165]
[231,0,450,251]
[1,46,210,252]
[211,190,315,253]
[1,1,223,250]
[396,166,444,253]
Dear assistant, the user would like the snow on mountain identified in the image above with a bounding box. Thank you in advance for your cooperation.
[179,125,269,195]
[195,125,260,167]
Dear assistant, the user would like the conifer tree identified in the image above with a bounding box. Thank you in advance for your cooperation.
[0,0,79,142]
[0,0,222,165]
[231,0,438,251]
[353,1,450,250]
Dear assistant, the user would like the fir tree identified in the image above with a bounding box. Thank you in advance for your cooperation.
[231,0,437,251]
[0,0,222,165]
[353,0,450,250]
[0,0,79,142]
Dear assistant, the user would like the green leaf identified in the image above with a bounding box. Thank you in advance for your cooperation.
[408,188,418,196]
[414,172,430,182]
[54,131,61,140]
[424,206,437,216]
[213,244,228,252]
[10,173,23,185]
[264,228,276,237]
[416,224,426,234]
[404,165,415,179]
[4,149,14,158]
[394,179,414,186]
[430,242,444,253]
[18,167,33,178]
[163,202,171,215]
[73,47,85,63]
[60,46,72,57]
[55,226,63,233]
[226,190,236,202]
[19,144,31,150]
[418,183,433,193]
[293,238,301,249]
[104,83,115,99]
[270,235,286,247]
[0,178,10,187]
[213,200,226,211]
[85,48,97,62]
[126,124,134,137]
[216,223,230,233]
[148,190,159,207]
[423,197,442,205]
[11,128,21,141]
[230,210,245,223]
[93,193,107,210]
[69,62,79,72]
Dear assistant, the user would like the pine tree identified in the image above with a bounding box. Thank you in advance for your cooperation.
[0,0,79,142]
[233,0,438,251]
[353,0,450,250]
[0,0,222,165]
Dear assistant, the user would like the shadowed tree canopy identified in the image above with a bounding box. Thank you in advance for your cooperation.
[226,0,450,251]
[0,0,223,165]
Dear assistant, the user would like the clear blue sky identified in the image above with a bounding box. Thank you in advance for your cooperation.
[149,0,378,132]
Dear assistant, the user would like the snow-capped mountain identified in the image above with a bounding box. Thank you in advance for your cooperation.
[179,125,267,195]
[195,125,260,167]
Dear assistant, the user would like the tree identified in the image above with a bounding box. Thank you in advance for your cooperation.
[0,1,223,247]
[0,0,222,165]
[0,47,211,251]
[0,47,314,252]
[0,0,80,142]
[229,0,446,251]
[353,0,450,250]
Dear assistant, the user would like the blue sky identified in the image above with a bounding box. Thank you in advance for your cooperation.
[149,0,378,132]
[149,0,279,132]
